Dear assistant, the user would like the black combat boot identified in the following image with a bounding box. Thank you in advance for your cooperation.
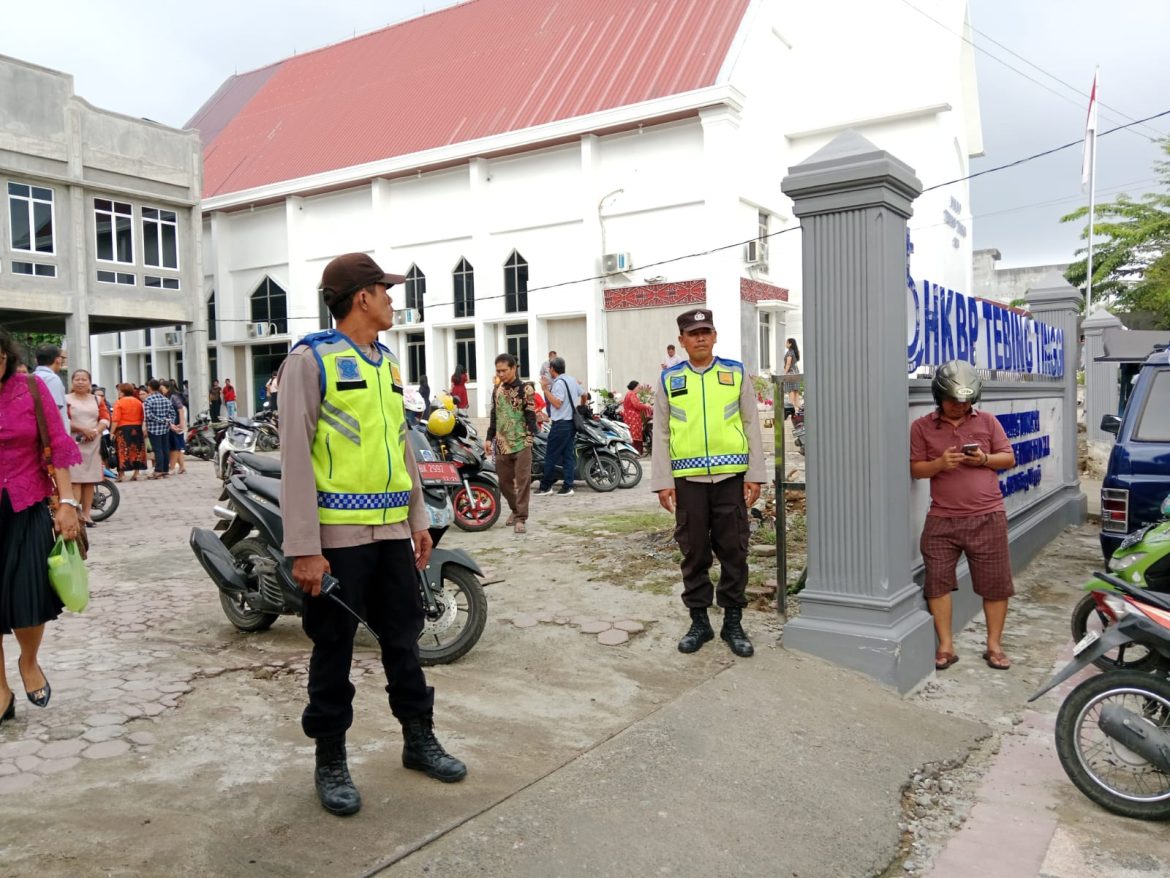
[314,737,361,816]
[677,606,715,653]
[401,716,468,782]
[720,606,754,657]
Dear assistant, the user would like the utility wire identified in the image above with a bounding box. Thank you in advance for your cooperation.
[199,109,1170,327]
[895,0,1166,142]
[922,108,1170,193]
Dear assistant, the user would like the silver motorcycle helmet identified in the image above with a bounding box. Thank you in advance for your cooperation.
[931,360,983,407]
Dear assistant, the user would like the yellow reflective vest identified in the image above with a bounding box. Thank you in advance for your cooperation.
[294,330,412,525]
[662,357,750,478]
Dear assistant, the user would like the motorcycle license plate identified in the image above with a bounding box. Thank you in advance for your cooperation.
[417,461,461,485]
[1072,629,1100,656]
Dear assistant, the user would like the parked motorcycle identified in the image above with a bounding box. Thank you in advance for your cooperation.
[191,428,488,665]
[90,466,120,523]
[1070,493,1170,672]
[253,406,280,452]
[791,406,806,456]
[421,416,501,532]
[185,410,222,461]
[1030,571,1170,820]
[215,416,263,483]
[530,419,622,492]
[597,417,642,489]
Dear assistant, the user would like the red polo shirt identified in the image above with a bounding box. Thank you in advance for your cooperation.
[910,408,1011,518]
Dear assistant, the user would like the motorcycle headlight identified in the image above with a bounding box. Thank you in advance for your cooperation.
[1108,553,1143,571]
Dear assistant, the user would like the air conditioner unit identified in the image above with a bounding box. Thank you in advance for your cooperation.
[744,240,769,265]
[603,252,633,274]
[247,322,272,339]
[393,308,421,326]
[163,331,182,346]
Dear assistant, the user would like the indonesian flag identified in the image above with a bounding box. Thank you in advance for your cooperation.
[1081,70,1098,191]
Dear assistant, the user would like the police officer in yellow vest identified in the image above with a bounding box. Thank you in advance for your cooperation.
[650,308,767,657]
[280,253,466,817]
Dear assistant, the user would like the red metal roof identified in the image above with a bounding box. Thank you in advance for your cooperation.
[192,0,751,199]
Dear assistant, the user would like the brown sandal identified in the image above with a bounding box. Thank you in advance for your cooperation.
[935,651,959,670]
[982,650,1011,670]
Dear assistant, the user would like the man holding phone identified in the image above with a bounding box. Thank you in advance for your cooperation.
[910,360,1016,672]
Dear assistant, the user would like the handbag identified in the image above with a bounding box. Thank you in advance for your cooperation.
[559,378,586,430]
[47,537,89,612]
[27,376,89,561]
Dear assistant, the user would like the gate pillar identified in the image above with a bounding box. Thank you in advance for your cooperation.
[779,131,935,693]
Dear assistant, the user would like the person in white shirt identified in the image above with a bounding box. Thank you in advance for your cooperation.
[32,343,69,432]
[661,344,684,369]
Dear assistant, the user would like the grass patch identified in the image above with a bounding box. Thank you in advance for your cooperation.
[559,510,675,537]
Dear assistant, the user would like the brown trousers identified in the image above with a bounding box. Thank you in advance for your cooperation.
[495,446,533,522]
[673,474,750,609]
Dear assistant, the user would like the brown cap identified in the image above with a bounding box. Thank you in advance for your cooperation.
[676,308,715,334]
[319,253,406,307]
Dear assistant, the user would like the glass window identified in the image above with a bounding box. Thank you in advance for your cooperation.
[1134,370,1170,441]
[8,182,55,254]
[405,264,426,322]
[97,270,135,285]
[95,198,134,264]
[144,275,180,289]
[454,327,477,381]
[207,291,217,342]
[758,209,770,243]
[504,250,528,313]
[142,206,179,269]
[453,258,475,318]
[250,277,288,335]
[505,322,530,377]
[406,332,426,383]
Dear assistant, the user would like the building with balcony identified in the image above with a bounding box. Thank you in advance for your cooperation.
[0,55,205,394]
[191,0,982,416]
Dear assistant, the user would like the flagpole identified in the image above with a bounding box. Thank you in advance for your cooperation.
[1084,67,1099,313]
[1086,127,1097,313]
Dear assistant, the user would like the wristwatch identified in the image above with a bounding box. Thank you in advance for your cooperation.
[58,498,82,509]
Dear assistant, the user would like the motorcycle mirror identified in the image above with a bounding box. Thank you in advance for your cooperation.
[1162,495,1170,518]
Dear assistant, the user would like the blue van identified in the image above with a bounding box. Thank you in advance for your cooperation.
[1100,347,1170,559]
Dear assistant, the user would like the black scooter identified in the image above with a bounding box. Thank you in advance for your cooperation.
[530,419,622,492]
[1030,571,1170,820]
[190,431,488,665]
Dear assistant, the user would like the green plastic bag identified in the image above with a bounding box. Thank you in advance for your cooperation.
[47,537,89,613]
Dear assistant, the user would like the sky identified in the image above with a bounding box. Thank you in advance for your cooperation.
[2,0,1167,271]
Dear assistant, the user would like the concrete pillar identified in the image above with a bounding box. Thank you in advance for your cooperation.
[1025,273,1088,520]
[1081,308,1123,440]
[779,130,935,694]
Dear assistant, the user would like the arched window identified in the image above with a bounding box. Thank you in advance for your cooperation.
[250,277,288,334]
[504,250,528,313]
[207,290,217,342]
[453,258,474,318]
[405,264,426,321]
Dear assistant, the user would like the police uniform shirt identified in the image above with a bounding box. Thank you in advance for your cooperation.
[648,359,768,491]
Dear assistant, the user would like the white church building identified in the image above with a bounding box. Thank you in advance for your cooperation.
[186,0,982,416]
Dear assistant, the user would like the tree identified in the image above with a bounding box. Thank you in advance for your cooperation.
[10,331,64,364]
[1062,138,1170,328]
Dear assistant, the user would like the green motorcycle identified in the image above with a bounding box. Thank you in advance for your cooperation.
[1072,493,1170,672]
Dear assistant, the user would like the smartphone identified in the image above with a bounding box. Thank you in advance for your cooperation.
[961,443,980,455]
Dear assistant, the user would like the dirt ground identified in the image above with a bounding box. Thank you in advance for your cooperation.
[2,426,1168,877]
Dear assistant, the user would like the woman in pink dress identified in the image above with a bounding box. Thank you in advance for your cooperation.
[0,328,83,724]
[65,369,110,527]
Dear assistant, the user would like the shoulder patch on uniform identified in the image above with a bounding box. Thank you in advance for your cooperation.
[336,357,361,382]
[717,370,735,385]
[669,375,686,391]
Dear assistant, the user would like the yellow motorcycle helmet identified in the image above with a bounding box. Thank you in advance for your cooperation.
[427,408,456,436]
[438,394,457,412]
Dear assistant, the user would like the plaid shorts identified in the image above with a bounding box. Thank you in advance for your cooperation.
[920,511,1015,601]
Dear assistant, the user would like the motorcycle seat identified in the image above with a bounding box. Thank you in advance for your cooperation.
[236,451,282,477]
[242,474,282,507]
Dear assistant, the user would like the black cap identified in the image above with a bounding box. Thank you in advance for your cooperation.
[676,308,715,333]
[319,253,406,307]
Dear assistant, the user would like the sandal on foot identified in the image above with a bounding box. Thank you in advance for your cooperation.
[982,650,1011,670]
[935,651,959,670]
